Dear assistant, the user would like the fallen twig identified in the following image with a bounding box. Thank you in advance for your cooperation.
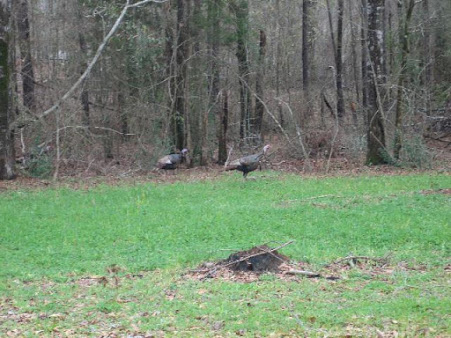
[285,270,321,278]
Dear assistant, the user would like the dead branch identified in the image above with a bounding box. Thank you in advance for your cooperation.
[285,270,321,277]
[224,146,234,168]
[11,0,167,131]
[275,98,312,171]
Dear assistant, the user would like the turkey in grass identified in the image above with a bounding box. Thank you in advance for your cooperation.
[225,144,271,178]
[157,148,188,170]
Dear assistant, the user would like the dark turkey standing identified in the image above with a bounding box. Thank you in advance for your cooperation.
[157,148,188,170]
[225,144,271,178]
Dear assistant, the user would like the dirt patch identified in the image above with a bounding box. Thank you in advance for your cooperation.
[221,244,289,273]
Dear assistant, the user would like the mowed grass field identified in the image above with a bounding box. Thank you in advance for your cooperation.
[0,172,450,336]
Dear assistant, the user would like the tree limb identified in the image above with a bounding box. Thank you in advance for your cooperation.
[10,0,167,131]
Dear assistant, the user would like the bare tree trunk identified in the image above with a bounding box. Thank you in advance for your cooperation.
[16,0,34,112]
[348,1,360,126]
[366,0,387,165]
[208,0,222,165]
[76,0,90,128]
[361,0,369,127]
[326,0,337,62]
[325,0,344,119]
[421,0,434,115]
[78,21,90,127]
[302,0,316,120]
[164,1,175,145]
[254,29,266,138]
[302,0,311,91]
[217,90,229,165]
[118,91,128,141]
[170,0,190,151]
[275,0,283,127]
[393,0,415,160]
[0,0,15,180]
[422,0,433,86]
[230,0,251,141]
[335,0,345,119]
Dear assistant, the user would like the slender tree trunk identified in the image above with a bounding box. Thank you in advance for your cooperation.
[254,29,266,138]
[231,0,251,141]
[302,0,316,120]
[78,20,90,127]
[217,90,229,165]
[326,0,344,119]
[422,0,433,86]
[207,0,223,164]
[171,0,190,151]
[421,0,434,115]
[326,0,337,61]
[361,0,369,127]
[393,0,415,160]
[336,0,345,119]
[0,0,15,180]
[118,91,128,140]
[366,0,387,164]
[164,1,176,147]
[302,0,311,91]
[348,1,360,126]
[16,0,34,112]
[275,0,283,127]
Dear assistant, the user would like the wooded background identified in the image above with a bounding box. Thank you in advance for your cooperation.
[1,0,450,179]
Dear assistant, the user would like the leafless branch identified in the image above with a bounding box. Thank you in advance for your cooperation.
[285,270,321,277]
[11,0,167,131]
[275,98,312,171]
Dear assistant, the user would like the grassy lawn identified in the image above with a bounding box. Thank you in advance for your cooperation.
[1,172,450,336]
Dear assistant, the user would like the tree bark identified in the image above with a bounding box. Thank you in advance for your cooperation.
[15,0,35,112]
[275,0,283,127]
[366,0,387,165]
[254,29,266,138]
[348,1,360,126]
[207,0,222,165]
[0,0,15,180]
[336,0,345,119]
[421,0,434,116]
[217,91,229,165]
[302,0,311,90]
[77,8,90,127]
[325,0,344,119]
[230,0,251,141]
[361,0,369,127]
[170,0,190,151]
[302,0,316,120]
[393,0,415,160]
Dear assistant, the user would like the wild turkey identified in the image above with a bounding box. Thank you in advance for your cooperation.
[157,148,188,170]
[225,144,271,178]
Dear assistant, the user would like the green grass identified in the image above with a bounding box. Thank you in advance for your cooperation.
[1,173,450,336]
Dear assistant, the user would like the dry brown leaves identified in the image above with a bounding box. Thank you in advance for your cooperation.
[1,157,449,193]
